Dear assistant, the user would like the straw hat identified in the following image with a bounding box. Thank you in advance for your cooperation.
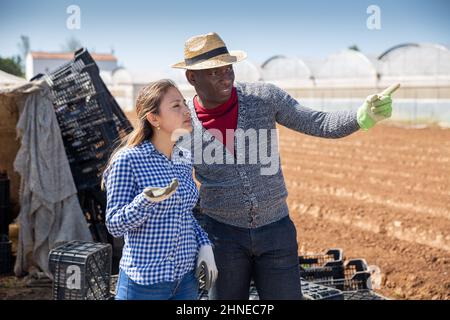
[171,32,247,70]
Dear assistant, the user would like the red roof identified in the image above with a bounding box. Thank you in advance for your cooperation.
[30,51,117,62]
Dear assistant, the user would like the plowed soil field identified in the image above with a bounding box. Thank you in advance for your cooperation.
[279,124,450,300]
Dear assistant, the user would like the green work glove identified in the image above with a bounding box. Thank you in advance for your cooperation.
[357,83,400,130]
[143,178,179,203]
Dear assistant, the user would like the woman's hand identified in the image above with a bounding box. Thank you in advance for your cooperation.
[143,178,179,202]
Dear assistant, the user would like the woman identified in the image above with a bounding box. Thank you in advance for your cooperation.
[103,79,217,300]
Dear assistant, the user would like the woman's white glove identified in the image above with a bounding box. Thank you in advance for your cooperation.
[143,178,178,203]
[195,245,218,291]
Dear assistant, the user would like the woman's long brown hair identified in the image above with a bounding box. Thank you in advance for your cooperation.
[101,79,177,189]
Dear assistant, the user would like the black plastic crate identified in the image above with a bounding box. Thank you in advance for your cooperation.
[110,274,118,298]
[318,270,372,291]
[307,259,372,291]
[36,48,132,192]
[299,248,345,283]
[247,279,344,300]
[343,289,388,300]
[299,248,344,268]
[48,240,112,300]
[341,259,372,291]
[0,234,12,275]
[301,279,344,300]
[0,172,11,236]
[193,200,206,229]
[77,189,111,244]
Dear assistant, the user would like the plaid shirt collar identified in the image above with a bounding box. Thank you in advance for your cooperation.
[138,139,188,163]
[138,140,157,156]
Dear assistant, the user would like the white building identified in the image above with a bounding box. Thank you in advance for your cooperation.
[26,51,118,80]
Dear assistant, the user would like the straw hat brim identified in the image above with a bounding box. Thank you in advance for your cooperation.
[171,50,247,70]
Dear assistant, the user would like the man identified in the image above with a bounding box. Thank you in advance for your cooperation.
[172,32,396,300]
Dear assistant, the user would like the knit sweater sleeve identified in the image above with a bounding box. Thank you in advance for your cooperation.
[268,83,361,138]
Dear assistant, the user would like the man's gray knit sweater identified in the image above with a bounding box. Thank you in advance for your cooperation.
[182,81,360,229]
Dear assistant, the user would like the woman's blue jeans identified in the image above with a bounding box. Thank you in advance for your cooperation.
[115,269,199,300]
[204,215,302,300]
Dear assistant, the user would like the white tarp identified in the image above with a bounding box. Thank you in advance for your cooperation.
[0,69,26,86]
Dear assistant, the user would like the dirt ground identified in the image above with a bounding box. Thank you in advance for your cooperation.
[0,275,52,300]
[279,123,450,300]
[1,122,448,300]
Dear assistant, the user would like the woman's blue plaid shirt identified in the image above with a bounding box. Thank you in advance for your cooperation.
[103,140,211,285]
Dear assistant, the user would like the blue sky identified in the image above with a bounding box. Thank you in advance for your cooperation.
[1,0,449,75]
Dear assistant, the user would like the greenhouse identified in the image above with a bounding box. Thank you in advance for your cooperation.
[314,49,378,88]
[378,43,450,87]
[234,59,262,83]
[261,55,314,88]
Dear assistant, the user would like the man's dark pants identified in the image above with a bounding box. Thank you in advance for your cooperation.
[204,215,302,300]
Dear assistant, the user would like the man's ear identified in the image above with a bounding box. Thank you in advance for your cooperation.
[186,70,196,86]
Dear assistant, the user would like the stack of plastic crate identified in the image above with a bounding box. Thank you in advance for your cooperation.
[299,248,346,284]
[48,240,112,300]
[300,280,344,300]
[0,172,12,275]
[32,48,132,246]
[0,234,12,275]
[39,48,132,192]
[298,249,388,300]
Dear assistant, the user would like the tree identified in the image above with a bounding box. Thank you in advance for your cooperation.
[62,36,83,52]
[17,35,30,72]
[0,56,25,77]
[348,44,360,52]
[18,35,30,60]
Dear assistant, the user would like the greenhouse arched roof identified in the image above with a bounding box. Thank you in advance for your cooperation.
[378,43,450,76]
[261,55,312,81]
